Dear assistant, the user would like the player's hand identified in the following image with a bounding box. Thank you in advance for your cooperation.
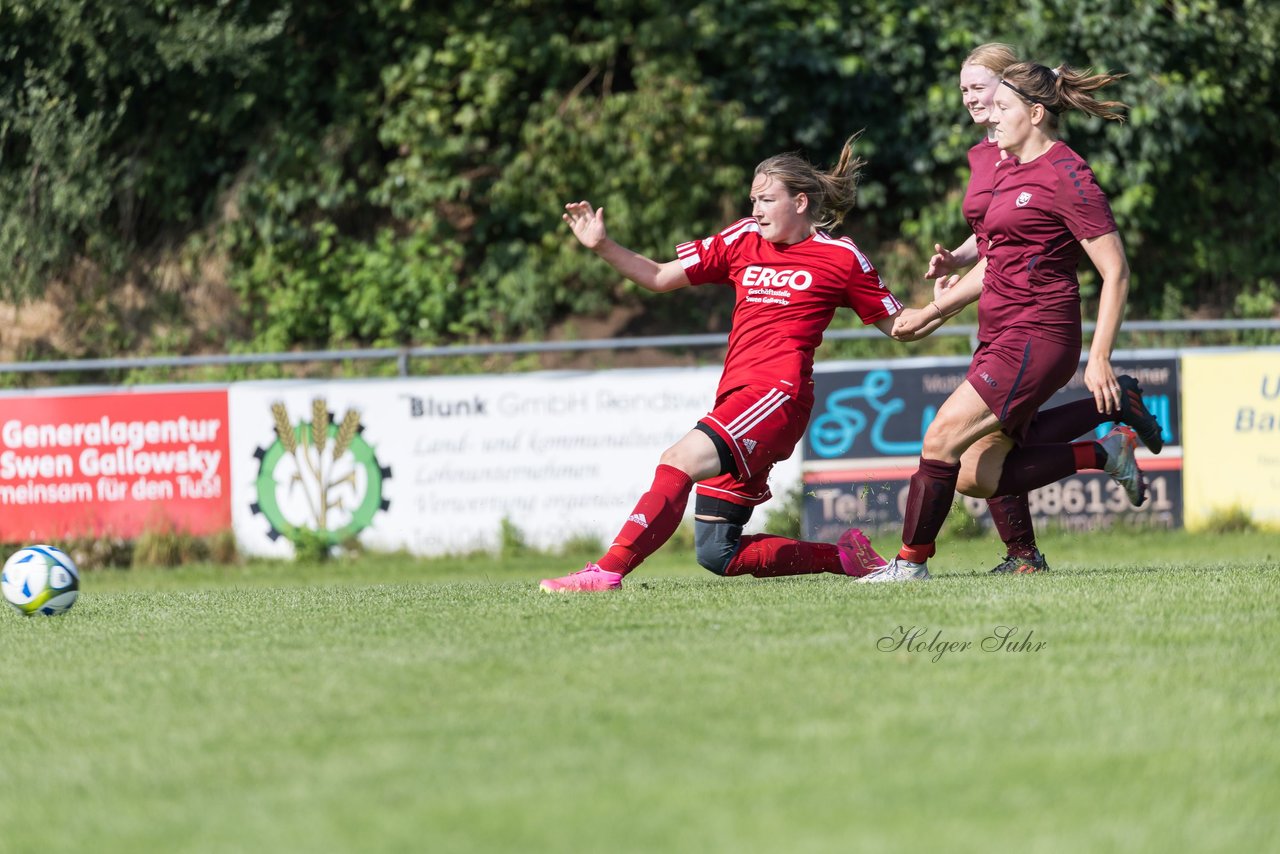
[932,273,960,302]
[924,244,958,279]
[1084,360,1123,415]
[562,201,608,250]
[891,308,930,341]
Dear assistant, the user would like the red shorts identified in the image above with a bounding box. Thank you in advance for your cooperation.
[967,333,1079,442]
[696,382,813,507]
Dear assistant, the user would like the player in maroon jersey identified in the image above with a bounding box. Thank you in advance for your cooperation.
[925,42,1019,282]
[868,62,1161,582]
[926,43,1066,575]
[541,137,909,592]
[924,46,1162,576]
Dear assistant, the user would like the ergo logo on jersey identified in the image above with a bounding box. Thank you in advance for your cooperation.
[742,266,813,290]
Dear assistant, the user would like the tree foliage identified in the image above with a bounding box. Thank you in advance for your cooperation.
[1,0,1276,355]
[0,1,285,298]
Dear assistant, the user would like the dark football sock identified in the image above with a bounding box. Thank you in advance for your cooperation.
[986,494,1038,558]
[899,457,961,562]
[1024,398,1107,444]
[993,442,1102,497]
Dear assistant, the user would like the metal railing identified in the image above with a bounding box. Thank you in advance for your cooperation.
[1,318,1277,377]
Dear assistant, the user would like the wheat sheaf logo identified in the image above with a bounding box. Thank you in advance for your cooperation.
[250,398,391,546]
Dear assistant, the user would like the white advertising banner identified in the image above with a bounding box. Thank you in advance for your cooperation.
[228,368,801,557]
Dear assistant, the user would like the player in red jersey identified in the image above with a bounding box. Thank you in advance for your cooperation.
[541,137,909,592]
[867,62,1159,582]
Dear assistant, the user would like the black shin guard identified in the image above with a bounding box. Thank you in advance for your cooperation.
[692,495,753,575]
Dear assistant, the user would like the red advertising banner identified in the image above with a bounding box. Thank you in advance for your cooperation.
[0,389,231,540]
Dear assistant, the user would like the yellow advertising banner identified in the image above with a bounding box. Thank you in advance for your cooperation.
[1182,349,1280,529]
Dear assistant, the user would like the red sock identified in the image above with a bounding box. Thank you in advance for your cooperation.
[723,535,841,577]
[596,464,693,576]
[1074,440,1106,470]
[899,457,960,562]
[986,494,1038,558]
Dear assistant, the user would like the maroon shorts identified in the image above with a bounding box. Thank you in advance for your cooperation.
[696,382,812,507]
[967,333,1080,442]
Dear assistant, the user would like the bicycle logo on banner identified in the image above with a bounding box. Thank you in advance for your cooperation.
[809,370,936,458]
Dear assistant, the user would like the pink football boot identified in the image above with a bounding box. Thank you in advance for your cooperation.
[836,528,889,577]
[539,563,624,592]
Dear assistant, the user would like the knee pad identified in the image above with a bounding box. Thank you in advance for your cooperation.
[693,495,753,575]
[695,519,744,576]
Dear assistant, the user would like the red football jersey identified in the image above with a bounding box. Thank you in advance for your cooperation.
[980,141,1118,346]
[676,218,901,396]
[963,138,1002,257]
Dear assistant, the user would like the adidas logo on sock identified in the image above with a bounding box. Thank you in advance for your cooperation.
[627,513,649,528]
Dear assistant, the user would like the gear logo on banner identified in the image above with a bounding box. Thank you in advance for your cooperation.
[250,398,391,547]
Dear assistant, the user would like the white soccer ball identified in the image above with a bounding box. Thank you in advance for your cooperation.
[2,545,81,617]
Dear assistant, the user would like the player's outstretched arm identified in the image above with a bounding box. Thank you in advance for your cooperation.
[563,200,690,293]
[882,307,932,341]
[891,258,986,340]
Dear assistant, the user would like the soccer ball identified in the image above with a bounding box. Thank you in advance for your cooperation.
[2,545,81,617]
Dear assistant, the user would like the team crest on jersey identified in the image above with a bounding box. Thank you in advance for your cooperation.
[1015,191,1032,208]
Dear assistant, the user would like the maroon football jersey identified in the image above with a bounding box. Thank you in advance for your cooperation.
[963,138,1002,257]
[980,141,1118,345]
[677,218,901,396]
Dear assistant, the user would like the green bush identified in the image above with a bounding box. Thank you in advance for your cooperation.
[0,1,285,303]
[760,482,805,540]
[499,517,531,558]
[289,527,332,564]
[4,0,1277,357]
[1201,505,1257,535]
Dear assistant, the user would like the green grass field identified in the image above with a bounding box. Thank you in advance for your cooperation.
[2,528,1277,853]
